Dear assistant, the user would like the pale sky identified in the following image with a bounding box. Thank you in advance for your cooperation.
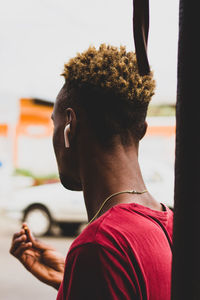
[0,0,179,108]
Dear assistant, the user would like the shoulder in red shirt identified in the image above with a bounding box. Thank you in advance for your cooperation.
[57,203,173,300]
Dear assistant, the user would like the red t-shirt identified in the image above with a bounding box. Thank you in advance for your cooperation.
[56,203,173,300]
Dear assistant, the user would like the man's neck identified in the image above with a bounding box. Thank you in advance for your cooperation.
[79,142,159,222]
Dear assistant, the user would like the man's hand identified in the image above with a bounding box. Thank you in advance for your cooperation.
[10,223,65,290]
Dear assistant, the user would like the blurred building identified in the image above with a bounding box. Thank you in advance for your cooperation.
[15,98,57,176]
[0,98,58,201]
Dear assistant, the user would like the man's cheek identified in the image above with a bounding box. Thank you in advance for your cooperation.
[53,127,65,150]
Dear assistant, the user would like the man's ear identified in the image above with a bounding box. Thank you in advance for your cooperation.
[63,108,77,148]
[139,121,148,140]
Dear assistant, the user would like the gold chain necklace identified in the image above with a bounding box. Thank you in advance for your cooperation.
[88,189,148,225]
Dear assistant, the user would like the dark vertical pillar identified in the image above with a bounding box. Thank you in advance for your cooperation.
[171,0,200,299]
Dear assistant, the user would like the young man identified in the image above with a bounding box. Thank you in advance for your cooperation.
[10,44,173,299]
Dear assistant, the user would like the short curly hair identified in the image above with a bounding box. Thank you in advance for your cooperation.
[61,44,156,146]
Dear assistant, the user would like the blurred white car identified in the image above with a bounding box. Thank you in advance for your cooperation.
[3,183,87,236]
[2,148,174,237]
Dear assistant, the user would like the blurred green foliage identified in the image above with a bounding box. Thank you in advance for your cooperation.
[147,104,175,116]
[14,168,59,186]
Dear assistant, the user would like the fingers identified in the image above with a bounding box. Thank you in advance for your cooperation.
[22,223,35,244]
[21,223,44,250]
[21,223,54,251]
[14,242,33,259]
[12,228,25,242]
[10,224,53,260]
[10,232,31,256]
[10,223,33,257]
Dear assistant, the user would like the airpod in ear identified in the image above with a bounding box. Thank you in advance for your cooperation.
[64,124,70,148]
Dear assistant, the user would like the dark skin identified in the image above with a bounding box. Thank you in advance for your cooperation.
[10,84,162,289]
[10,223,65,290]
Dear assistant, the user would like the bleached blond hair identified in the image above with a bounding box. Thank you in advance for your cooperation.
[62,44,155,103]
[60,44,155,145]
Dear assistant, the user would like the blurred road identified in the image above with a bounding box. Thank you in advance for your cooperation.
[0,213,75,300]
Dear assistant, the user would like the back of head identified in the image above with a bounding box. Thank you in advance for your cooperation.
[62,44,155,147]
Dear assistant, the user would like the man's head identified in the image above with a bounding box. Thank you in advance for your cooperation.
[52,44,155,190]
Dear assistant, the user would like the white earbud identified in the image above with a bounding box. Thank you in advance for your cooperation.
[64,124,70,148]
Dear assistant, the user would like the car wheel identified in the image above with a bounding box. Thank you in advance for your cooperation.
[59,223,81,237]
[23,205,52,237]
